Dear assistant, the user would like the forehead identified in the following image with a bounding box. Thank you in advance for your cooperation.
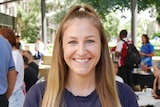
[62,18,99,38]
[142,36,146,38]
[63,18,98,32]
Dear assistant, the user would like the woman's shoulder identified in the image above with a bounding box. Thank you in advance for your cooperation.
[23,81,46,107]
[28,81,46,96]
[116,81,131,90]
[147,43,154,47]
[116,82,139,107]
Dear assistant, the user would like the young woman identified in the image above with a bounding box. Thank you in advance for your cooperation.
[140,34,155,72]
[23,5,138,107]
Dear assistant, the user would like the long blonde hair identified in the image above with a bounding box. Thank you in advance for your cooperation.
[42,5,121,107]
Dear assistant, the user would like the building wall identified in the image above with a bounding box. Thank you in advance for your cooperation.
[0,0,26,33]
[0,13,15,29]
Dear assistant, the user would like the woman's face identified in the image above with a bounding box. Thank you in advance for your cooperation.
[62,18,101,76]
[142,35,146,44]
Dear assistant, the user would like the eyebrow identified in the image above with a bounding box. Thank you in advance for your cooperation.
[67,35,96,39]
[86,35,96,38]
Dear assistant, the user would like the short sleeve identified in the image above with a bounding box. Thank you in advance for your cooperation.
[6,41,15,71]
[149,44,155,53]
[115,41,123,52]
[117,82,139,107]
[23,81,46,107]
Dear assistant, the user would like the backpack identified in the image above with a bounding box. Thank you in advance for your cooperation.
[122,40,141,68]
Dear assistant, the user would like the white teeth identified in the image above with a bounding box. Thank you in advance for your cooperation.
[75,59,89,62]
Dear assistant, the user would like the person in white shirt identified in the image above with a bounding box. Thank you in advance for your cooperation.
[115,29,133,88]
[113,61,124,83]
[34,38,44,60]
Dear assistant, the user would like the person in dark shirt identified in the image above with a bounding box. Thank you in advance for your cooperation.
[24,5,138,107]
[23,56,38,92]
[23,50,39,77]
[24,81,138,107]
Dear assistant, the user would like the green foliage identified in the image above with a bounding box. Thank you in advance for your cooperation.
[51,9,67,24]
[17,0,41,43]
[156,14,160,25]
[152,32,160,38]
[47,0,81,24]
[103,12,120,40]
[80,0,130,20]
[155,49,160,56]
[18,0,160,43]
[80,0,160,25]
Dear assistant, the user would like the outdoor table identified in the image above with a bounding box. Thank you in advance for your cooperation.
[135,91,160,107]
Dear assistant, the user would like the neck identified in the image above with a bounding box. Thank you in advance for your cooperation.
[24,65,28,69]
[28,59,32,64]
[66,72,96,96]
[12,46,17,50]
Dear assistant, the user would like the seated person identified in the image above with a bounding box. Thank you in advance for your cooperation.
[23,56,38,92]
[113,61,124,83]
[22,50,39,77]
[152,62,160,98]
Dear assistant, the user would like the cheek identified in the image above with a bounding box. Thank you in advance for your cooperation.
[63,46,74,59]
[142,38,146,42]
[89,46,101,56]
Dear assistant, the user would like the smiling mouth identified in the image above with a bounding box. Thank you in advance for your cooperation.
[74,59,90,63]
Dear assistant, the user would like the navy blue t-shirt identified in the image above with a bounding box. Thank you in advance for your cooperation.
[23,81,138,107]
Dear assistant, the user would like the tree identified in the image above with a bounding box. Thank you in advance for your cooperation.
[103,12,120,39]
[17,0,41,43]
[80,0,160,23]
[46,0,80,24]
[48,0,121,39]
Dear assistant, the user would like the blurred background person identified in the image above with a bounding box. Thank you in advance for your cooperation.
[23,56,38,92]
[110,37,120,62]
[15,35,25,51]
[22,50,39,78]
[113,61,124,83]
[0,35,16,107]
[0,28,25,107]
[140,34,155,72]
[115,29,134,88]
[34,38,44,61]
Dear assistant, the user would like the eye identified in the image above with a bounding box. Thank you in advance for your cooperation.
[68,41,77,45]
[86,40,95,44]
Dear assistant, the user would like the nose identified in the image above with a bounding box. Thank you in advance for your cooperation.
[77,42,87,56]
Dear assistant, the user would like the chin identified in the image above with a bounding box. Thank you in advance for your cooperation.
[75,70,93,76]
